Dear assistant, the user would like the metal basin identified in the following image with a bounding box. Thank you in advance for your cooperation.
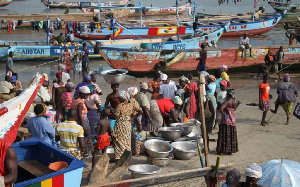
[147,156,173,167]
[129,164,161,179]
[170,123,194,136]
[106,147,117,162]
[101,69,128,84]
[171,141,197,160]
[158,127,183,141]
[144,139,173,158]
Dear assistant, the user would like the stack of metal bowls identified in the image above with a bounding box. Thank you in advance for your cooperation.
[144,139,173,167]
[171,141,198,160]
[158,127,183,141]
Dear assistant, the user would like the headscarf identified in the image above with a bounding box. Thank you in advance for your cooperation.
[245,163,262,179]
[118,90,130,102]
[219,80,228,87]
[173,96,183,105]
[283,74,290,82]
[227,89,236,101]
[58,63,65,71]
[56,72,63,78]
[127,87,138,97]
[34,104,46,116]
[179,75,190,84]
[220,65,228,71]
[161,74,168,81]
[226,169,241,185]
[79,86,91,94]
[11,76,17,83]
[140,81,148,89]
[83,74,91,82]
[88,84,95,93]
[65,82,75,89]
[42,73,49,81]
[207,75,216,82]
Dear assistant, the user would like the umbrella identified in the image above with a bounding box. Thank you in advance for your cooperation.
[258,159,300,187]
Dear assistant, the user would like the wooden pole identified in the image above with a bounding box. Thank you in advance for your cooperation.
[198,73,209,167]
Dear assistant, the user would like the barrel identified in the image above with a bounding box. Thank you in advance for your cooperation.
[140,43,153,49]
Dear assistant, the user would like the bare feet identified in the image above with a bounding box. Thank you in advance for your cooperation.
[264,121,269,125]
[260,123,266,126]
[270,109,276,114]
[285,123,289,125]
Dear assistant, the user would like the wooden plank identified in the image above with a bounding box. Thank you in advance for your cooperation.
[18,160,53,177]
[89,153,110,185]
[96,163,234,187]
[102,151,132,184]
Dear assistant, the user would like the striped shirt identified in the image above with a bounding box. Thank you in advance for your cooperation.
[55,121,84,151]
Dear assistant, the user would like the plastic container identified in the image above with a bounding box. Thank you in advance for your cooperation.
[108,119,116,130]
[49,161,69,171]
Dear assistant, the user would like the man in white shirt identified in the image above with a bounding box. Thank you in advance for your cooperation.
[0,76,17,101]
[239,34,252,59]
[159,74,177,99]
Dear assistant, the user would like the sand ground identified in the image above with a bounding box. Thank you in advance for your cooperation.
[1,60,299,186]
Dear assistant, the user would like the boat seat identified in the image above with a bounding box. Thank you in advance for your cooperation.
[18,160,54,177]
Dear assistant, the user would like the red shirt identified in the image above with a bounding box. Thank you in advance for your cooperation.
[156,98,175,117]
[259,82,270,101]
[0,140,9,185]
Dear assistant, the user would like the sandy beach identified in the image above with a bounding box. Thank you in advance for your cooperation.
[1,59,299,186]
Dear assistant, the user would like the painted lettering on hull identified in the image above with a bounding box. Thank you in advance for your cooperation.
[21,49,45,54]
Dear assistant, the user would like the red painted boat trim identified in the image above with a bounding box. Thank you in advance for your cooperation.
[222,26,275,37]
[0,1,11,7]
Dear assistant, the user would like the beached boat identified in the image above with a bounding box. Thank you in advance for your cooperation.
[0,0,12,7]
[81,3,190,16]
[0,42,101,60]
[74,11,285,40]
[98,45,300,73]
[41,0,129,8]
[284,21,300,43]
[268,2,300,12]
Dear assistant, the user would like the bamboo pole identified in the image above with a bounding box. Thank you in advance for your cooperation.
[198,73,209,167]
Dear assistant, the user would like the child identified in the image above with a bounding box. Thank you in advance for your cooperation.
[60,82,75,121]
[259,75,270,126]
[92,108,112,168]
[214,80,228,130]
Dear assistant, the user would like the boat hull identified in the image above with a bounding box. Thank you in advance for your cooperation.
[42,0,129,8]
[268,2,300,12]
[99,45,300,73]
[0,0,12,7]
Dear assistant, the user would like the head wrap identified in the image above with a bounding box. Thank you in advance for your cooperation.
[34,104,46,116]
[11,76,17,83]
[245,163,262,179]
[84,74,91,81]
[173,96,183,105]
[88,84,95,93]
[140,81,148,90]
[283,74,290,82]
[219,80,228,87]
[161,74,168,81]
[226,169,241,185]
[65,82,75,88]
[58,63,65,71]
[79,86,91,94]
[227,89,236,101]
[42,73,49,81]
[118,90,130,102]
[207,75,216,82]
[56,72,63,78]
[179,75,190,84]
[127,87,138,97]
[220,65,228,71]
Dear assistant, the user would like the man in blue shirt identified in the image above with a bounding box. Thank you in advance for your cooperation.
[27,104,56,146]
[81,42,90,75]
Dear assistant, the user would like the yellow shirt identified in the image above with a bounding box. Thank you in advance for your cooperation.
[221,72,230,82]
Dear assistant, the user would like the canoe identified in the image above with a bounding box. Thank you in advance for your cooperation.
[268,2,300,12]
[42,0,129,8]
[0,42,101,61]
[13,138,85,187]
[98,45,300,73]
[0,0,12,7]
[81,3,190,16]
[96,22,229,50]
[74,11,285,40]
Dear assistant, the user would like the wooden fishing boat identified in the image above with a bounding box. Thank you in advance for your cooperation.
[41,0,129,8]
[98,45,300,74]
[0,0,12,7]
[0,41,101,60]
[74,11,285,40]
[268,2,300,12]
[284,20,300,43]
[80,3,190,16]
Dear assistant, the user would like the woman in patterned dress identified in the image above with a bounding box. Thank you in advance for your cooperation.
[61,46,73,73]
[111,90,142,160]
[216,89,239,155]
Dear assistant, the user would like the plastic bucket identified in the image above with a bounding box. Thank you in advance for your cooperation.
[49,161,69,171]
[108,119,116,130]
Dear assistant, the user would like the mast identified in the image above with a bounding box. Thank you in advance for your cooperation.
[176,0,179,40]
[98,0,101,22]
[46,0,50,46]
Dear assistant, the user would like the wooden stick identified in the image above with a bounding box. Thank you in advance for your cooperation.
[198,74,209,167]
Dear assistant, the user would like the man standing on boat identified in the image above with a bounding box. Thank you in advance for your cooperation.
[6,52,14,76]
[197,44,207,75]
[81,42,90,75]
[239,34,252,59]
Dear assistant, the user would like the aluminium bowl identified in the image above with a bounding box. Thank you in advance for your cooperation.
[101,69,128,84]
[158,127,183,141]
[144,139,173,158]
[170,123,194,136]
[146,156,173,167]
[106,146,117,162]
[128,164,161,179]
[171,141,197,160]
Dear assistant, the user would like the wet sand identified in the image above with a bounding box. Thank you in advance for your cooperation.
[2,59,299,186]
